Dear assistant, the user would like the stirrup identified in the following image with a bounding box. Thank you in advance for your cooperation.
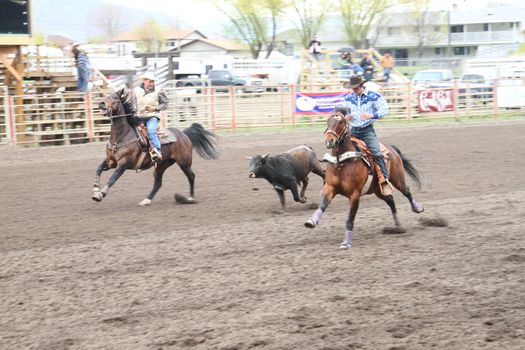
[150,149,162,161]
[380,179,393,196]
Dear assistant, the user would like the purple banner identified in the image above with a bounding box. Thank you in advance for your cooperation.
[295,92,346,114]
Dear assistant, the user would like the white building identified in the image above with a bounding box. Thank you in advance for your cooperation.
[110,28,250,58]
[372,4,525,64]
[275,3,525,64]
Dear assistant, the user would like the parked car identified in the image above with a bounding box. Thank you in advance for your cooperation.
[412,69,454,89]
[412,69,493,103]
[458,73,493,101]
[176,69,264,94]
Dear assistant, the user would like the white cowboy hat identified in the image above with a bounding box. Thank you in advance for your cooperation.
[141,72,156,81]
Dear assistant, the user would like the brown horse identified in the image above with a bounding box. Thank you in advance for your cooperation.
[305,114,424,248]
[92,87,219,205]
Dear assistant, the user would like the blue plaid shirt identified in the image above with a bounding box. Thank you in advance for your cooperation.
[342,89,389,128]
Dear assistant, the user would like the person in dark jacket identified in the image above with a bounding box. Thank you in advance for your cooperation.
[360,52,375,82]
[308,35,322,60]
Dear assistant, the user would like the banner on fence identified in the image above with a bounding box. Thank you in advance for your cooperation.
[295,92,346,114]
[417,90,454,112]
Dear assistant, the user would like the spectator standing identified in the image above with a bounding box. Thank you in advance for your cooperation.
[71,43,91,92]
[308,35,322,60]
[380,51,395,83]
[360,52,375,81]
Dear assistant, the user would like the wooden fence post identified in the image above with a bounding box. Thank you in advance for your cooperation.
[280,84,285,126]
[85,92,94,142]
[230,85,236,129]
[6,94,16,146]
[291,84,296,126]
[453,80,458,120]
[210,87,216,130]
[407,82,412,120]
[492,79,498,117]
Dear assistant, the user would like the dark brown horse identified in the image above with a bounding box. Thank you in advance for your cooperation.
[92,88,219,205]
[305,114,424,248]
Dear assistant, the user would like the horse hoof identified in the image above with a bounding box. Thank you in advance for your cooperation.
[304,218,316,229]
[138,198,152,206]
[300,197,307,203]
[412,204,424,213]
[174,194,198,204]
[92,192,103,202]
[339,241,352,249]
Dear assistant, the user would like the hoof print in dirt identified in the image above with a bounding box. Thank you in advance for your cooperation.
[174,194,198,204]
[382,226,407,235]
[419,216,448,227]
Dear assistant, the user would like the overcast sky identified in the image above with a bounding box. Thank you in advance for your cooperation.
[105,0,229,34]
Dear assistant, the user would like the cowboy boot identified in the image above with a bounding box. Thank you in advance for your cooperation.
[374,157,393,196]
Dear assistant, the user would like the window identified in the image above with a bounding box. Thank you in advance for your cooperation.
[450,25,464,33]
[453,47,470,56]
[0,0,30,34]
[435,47,443,55]
[483,23,489,31]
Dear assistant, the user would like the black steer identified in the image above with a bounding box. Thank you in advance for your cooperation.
[248,145,325,211]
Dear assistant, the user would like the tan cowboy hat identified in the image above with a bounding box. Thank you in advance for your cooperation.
[141,72,156,81]
[343,75,365,89]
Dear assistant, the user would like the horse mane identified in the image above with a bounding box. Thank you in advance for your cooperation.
[119,88,138,116]
[111,87,140,126]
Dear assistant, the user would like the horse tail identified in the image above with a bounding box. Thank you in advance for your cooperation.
[183,123,220,160]
[391,145,423,190]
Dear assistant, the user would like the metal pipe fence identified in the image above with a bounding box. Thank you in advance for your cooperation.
[0,79,524,147]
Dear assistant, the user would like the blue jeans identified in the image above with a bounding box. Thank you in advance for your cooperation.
[351,124,388,179]
[383,67,391,82]
[146,117,161,151]
[77,68,89,92]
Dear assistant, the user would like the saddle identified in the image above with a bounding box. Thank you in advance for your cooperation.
[136,124,177,154]
[350,136,390,185]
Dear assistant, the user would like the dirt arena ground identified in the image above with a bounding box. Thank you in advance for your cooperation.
[1,119,524,350]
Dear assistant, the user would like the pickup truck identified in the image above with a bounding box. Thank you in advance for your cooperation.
[458,73,493,100]
[176,69,265,94]
[412,69,493,101]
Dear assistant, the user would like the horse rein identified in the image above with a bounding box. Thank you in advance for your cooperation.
[100,97,133,120]
[101,96,140,151]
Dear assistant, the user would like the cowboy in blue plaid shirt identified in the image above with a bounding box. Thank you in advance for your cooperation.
[336,75,393,196]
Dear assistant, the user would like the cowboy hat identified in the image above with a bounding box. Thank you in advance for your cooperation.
[344,75,365,89]
[141,72,156,81]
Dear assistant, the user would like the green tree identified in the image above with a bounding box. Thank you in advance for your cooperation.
[338,0,393,49]
[211,0,289,58]
[90,4,126,42]
[290,0,332,49]
[32,31,45,45]
[134,19,165,54]
[406,0,447,58]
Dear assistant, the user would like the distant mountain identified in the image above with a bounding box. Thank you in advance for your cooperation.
[32,0,190,42]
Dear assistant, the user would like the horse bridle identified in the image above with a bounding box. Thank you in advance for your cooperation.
[100,96,133,120]
[324,114,349,146]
